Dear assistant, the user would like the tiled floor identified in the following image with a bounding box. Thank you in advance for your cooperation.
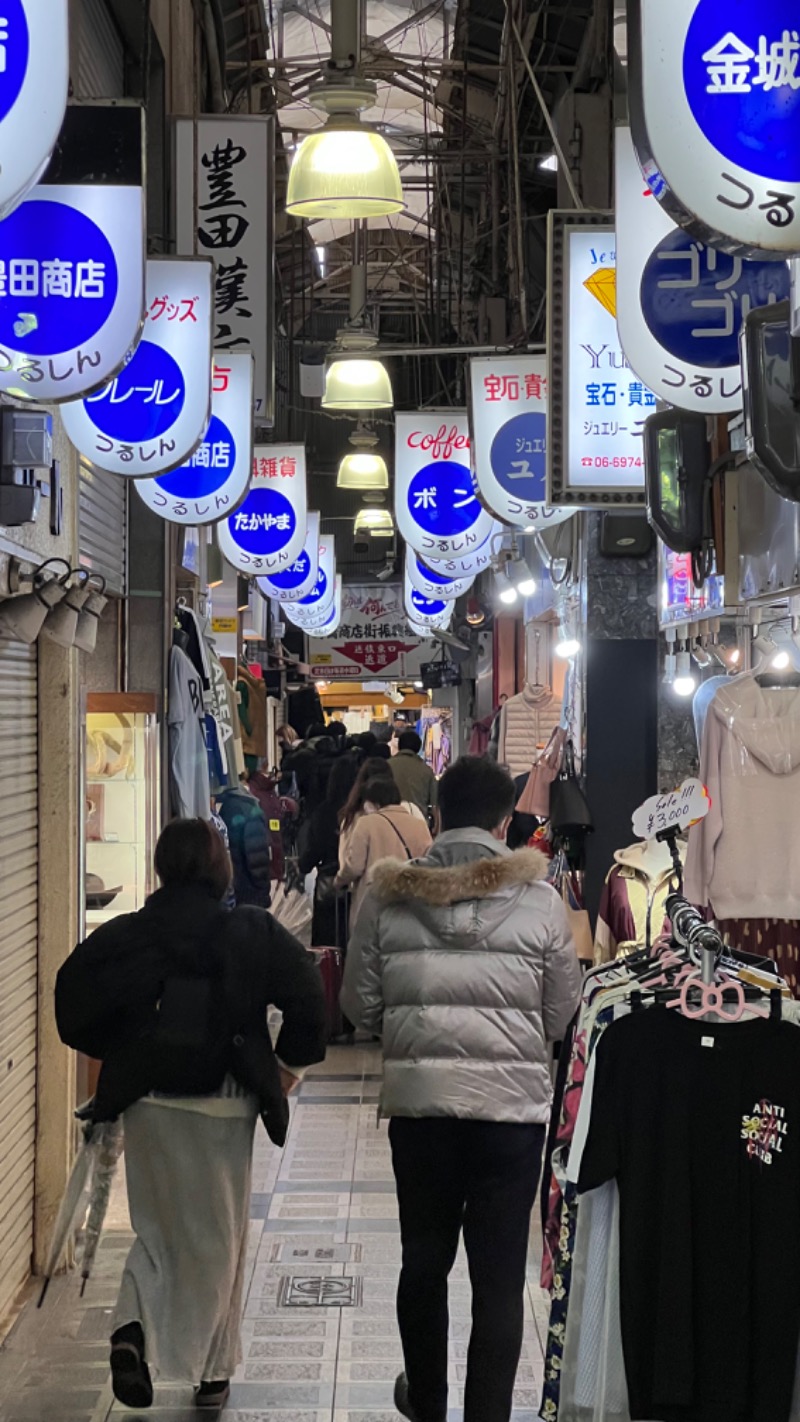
[0,1044,549,1421]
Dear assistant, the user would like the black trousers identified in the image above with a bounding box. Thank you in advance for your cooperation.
[389,1116,546,1422]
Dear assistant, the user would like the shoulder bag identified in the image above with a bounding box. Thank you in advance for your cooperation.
[516,725,567,818]
[549,740,594,835]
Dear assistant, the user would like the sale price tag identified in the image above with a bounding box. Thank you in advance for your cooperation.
[632,779,711,842]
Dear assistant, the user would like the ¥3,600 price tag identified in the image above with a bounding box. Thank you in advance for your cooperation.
[632,779,711,841]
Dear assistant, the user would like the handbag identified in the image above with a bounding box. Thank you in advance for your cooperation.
[516,726,567,818]
[561,876,594,960]
[549,741,593,835]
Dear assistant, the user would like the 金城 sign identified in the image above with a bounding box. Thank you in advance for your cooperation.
[405,550,475,602]
[176,116,275,423]
[284,537,337,626]
[61,257,214,476]
[469,355,572,528]
[547,213,656,506]
[257,512,320,604]
[395,414,495,559]
[307,583,427,674]
[217,443,307,573]
[0,1,69,221]
[134,353,253,525]
[616,126,789,413]
[629,0,800,256]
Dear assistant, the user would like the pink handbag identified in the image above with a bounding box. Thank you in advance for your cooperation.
[516,726,567,818]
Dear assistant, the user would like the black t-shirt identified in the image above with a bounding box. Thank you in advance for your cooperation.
[578,1009,800,1422]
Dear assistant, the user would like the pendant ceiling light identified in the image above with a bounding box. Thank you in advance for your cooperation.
[323,224,393,412]
[285,0,404,222]
[338,452,389,489]
[354,508,394,537]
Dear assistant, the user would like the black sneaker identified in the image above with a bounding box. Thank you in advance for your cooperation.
[110,1324,153,1410]
[195,1380,231,1410]
[394,1372,446,1422]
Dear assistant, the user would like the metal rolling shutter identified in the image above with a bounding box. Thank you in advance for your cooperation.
[0,640,38,1322]
[75,0,125,98]
[79,459,128,596]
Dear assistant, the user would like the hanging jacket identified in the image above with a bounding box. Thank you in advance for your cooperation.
[498,685,562,777]
[217,786,271,907]
[342,829,582,1123]
[55,884,327,1144]
[594,840,684,962]
[236,664,268,761]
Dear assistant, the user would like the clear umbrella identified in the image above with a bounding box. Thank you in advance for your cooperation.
[37,1111,98,1307]
[79,1118,124,1295]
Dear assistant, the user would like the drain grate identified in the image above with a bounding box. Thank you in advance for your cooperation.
[277,1275,364,1308]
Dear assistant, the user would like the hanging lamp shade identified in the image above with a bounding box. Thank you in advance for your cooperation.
[337,452,389,490]
[286,117,405,220]
[323,357,393,411]
[354,508,394,537]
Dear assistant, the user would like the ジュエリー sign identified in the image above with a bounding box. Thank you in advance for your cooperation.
[216,443,307,573]
[628,0,800,256]
[469,354,572,528]
[134,353,253,525]
[61,257,214,477]
[395,414,495,560]
[0,1,69,222]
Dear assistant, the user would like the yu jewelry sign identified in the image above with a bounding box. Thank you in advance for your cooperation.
[257,512,320,604]
[469,355,573,528]
[0,0,69,221]
[62,257,214,476]
[217,443,307,574]
[615,126,789,412]
[395,414,495,560]
[176,116,275,424]
[628,0,800,255]
[134,353,253,525]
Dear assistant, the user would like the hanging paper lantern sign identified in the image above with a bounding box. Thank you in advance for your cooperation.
[283,538,336,624]
[468,355,574,529]
[0,107,146,403]
[0,1,69,222]
[404,572,455,630]
[615,126,789,412]
[405,550,475,602]
[306,577,343,638]
[629,0,800,255]
[61,256,214,475]
[423,519,503,578]
[134,353,253,525]
[257,512,320,604]
[395,414,495,559]
[216,443,308,573]
[286,574,342,632]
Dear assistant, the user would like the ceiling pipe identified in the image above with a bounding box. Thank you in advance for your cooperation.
[330,0,360,71]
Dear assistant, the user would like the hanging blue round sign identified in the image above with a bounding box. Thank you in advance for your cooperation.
[0,199,118,354]
[682,0,800,184]
[410,589,447,616]
[0,0,29,125]
[407,461,481,537]
[84,340,186,441]
[153,415,236,498]
[226,488,297,557]
[416,557,452,586]
[299,568,328,605]
[268,548,312,591]
[490,412,547,499]
[640,229,790,366]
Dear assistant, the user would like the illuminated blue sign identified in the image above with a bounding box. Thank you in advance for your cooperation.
[490,411,547,499]
[257,512,320,603]
[216,442,307,572]
[409,590,446,617]
[0,199,117,354]
[227,490,296,555]
[154,415,235,497]
[407,462,481,537]
[0,1,29,124]
[84,341,185,440]
[271,550,311,590]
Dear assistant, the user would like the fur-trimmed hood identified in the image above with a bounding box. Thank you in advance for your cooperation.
[371,844,549,907]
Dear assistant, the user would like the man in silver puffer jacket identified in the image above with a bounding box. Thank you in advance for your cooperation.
[342,756,582,1422]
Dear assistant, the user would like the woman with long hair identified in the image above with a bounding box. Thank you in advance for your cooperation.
[298,754,360,946]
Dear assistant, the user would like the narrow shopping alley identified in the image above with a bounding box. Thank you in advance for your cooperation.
[0,1045,548,1422]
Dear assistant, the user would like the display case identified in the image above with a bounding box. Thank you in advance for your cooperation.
[83,694,160,934]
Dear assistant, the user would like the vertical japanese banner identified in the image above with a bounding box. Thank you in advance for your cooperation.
[216,444,308,574]
[468,354,572,528]
[0,0,69,221]
[283,536,336,623]
[175,116,275,426]
[395,414,495,559]
[61,256,214,475]
[257,512,320,603]
[616,126,788,413]
[405,549,475,601]
[134,352,253,525]
[0,106,146,404]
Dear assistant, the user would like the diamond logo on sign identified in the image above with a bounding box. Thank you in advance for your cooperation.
[469,355,573,529]
[0,181,145,404]
[629,0,800,255]
[0,2,69,222]
[61,257,214,476]
[217,443,307,573]
[615,125,789,412]
[134,353,253,525]
[257,512,320,604]
[405,551,475,602]
[395,414,495,559]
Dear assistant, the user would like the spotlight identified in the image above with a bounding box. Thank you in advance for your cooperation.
[499,586,518,606]
[673,650,697,697]
[466,597,486,627]
[555,635,581,659]
[772,650,791,670]
[517,577,537,597]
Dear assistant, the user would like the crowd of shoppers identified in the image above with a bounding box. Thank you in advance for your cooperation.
[56,717,581,1422]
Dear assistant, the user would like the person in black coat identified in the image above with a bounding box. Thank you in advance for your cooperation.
[56,818,326,1412]
[297,754,359,946]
